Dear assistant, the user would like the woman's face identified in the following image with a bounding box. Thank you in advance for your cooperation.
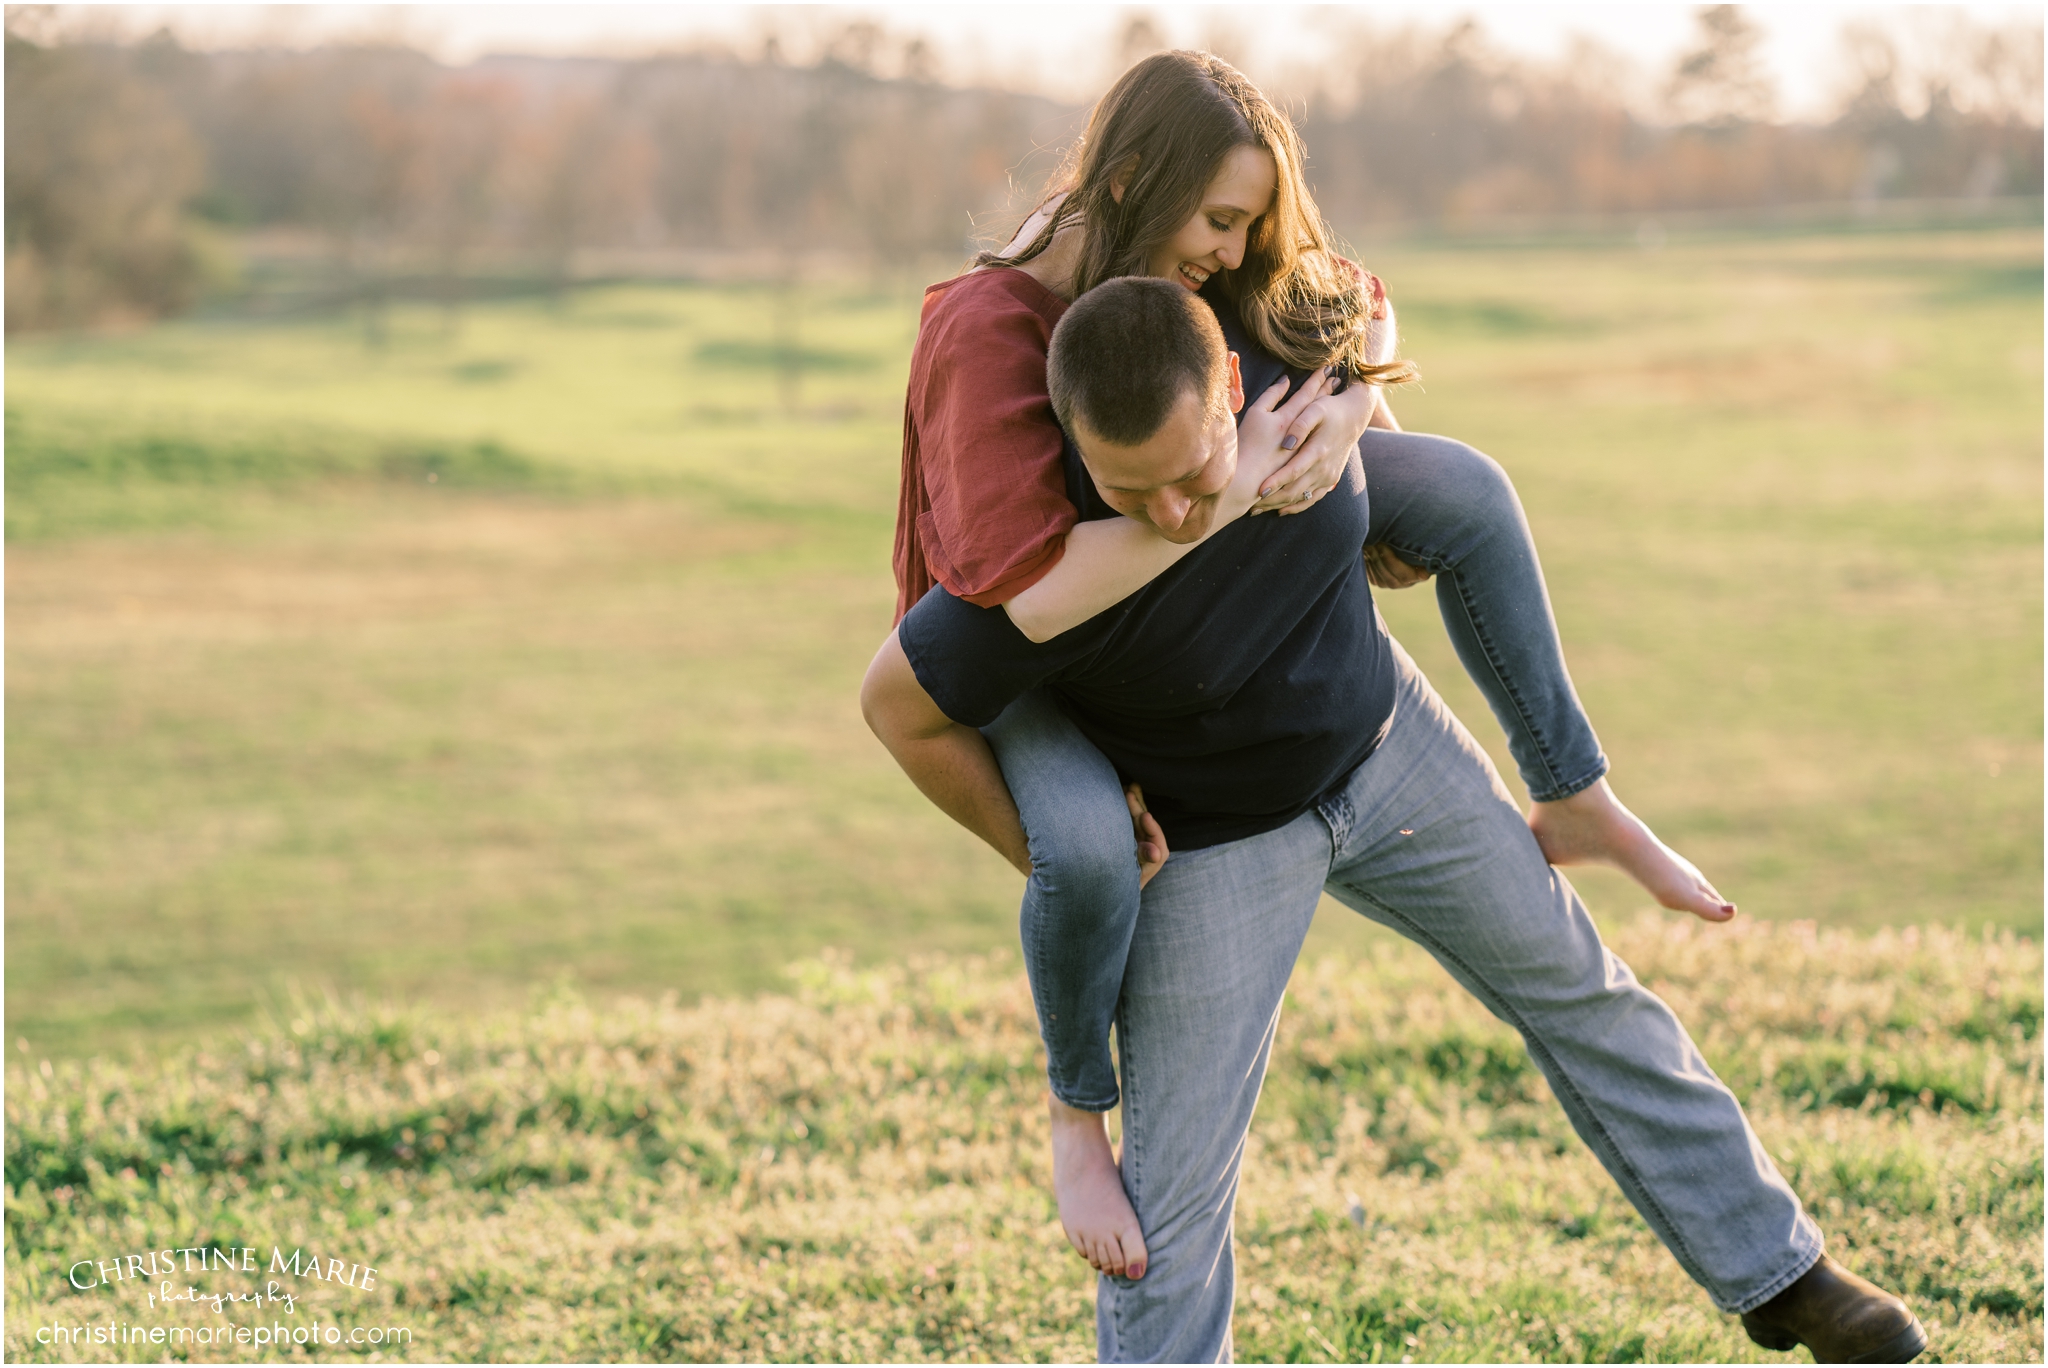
[1146,144,1278,292]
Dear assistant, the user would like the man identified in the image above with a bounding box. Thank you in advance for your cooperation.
[862,276,1926,1364]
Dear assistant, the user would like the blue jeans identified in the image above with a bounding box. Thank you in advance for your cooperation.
[1096,640,1822,1362]
[984,430,1610,1111]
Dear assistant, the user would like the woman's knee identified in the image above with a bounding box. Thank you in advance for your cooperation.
[982,690,1139,893]
[1422,436,1521,529]
[1361,431,1525,562]
[1024,801,1139,902]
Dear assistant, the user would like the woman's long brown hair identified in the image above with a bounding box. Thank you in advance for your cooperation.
[977,50,1416,386]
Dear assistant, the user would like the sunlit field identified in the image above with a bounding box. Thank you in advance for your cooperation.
[5,921,2041,1363]
[4,221,2043,1362]
[7,224,2039,1060]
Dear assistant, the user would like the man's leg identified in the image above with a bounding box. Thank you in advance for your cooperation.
[1319,637,1824,1313]
[1096,813,1332,1363]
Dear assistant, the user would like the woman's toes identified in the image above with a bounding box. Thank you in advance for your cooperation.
[1110,1240,1133,1278]
[1671,876,1735,920]
[1532,782,1739,925]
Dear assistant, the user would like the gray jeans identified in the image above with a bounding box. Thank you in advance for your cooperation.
[1097,640,1823,1363]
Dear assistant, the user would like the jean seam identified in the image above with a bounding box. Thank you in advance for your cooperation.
[1030,875,1120,1112]
[1054,1088,1122,1112]
[1535,761,1610,804]
[1441,562,1566,797]
[1108,995,1139,1343]
[1025,880,1061,1094]
[1330,876,1720,1297]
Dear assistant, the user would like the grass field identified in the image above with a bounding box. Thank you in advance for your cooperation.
[2,223,2042,1363]
[6,224,2040,1058]
[5,920,2041,1362]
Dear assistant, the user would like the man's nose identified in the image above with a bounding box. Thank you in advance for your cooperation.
[1148,488,1191,531]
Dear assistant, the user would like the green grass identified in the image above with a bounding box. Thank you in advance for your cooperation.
[5,922,2040,1362]
[1374,227,2042,934]
[3,239,2041,1363]
[4,226,2040,1063]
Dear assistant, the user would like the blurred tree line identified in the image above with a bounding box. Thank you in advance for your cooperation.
[1292,8,2044,226]
[4,17,1070,333]
[5,6,2041,333]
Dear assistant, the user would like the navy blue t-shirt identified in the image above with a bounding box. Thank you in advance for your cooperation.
[897,293,1397,851]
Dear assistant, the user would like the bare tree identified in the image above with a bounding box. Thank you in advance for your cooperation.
[1664,5,1778,127]
[328,82,427,345]
[4,32,205,331]
[518,87,654,304]
[416,74,518,333]
[1115,14,1169,81]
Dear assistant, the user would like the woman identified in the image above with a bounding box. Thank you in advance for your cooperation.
[890,51,1733,1286]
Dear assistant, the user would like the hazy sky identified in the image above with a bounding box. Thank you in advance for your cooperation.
[42,4,2043,118]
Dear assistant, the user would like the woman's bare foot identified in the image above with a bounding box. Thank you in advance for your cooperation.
[1047,1095,1148,1279]
[1528,778,1736,922]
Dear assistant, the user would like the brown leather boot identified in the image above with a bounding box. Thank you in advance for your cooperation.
[1741,1255,1928,1363]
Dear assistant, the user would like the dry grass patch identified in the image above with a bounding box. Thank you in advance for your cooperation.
[6,919,2039,1363]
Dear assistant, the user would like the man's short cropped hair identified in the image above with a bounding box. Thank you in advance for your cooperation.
[1048,277,1228,446]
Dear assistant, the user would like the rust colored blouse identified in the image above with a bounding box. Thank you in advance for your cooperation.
[892,268,1074,623]
[891,259,1394,624]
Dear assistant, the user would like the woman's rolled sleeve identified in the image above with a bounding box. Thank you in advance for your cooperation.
[897,272,1077,617]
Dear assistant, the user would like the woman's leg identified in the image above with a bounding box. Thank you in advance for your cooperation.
[980,688,1149,1276]
[1357,427,1606,800]
[982,689,1138,1107]
[1357,429,1733,919]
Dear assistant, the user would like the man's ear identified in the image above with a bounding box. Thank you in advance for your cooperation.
[1225,352,1245,414]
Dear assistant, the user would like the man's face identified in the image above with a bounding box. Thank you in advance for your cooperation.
[1072,355,1246,544]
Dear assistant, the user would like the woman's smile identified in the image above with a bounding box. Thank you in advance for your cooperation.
[1145,144,1276,290]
